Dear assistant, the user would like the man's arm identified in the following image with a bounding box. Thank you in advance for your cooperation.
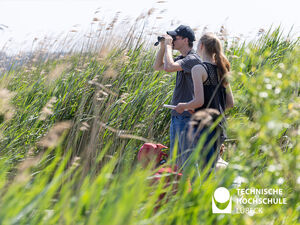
[163,35,182,72]
[164,44,182,72]
[153,41,165,71]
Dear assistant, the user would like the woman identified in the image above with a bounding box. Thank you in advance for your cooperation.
[174,32,234,170]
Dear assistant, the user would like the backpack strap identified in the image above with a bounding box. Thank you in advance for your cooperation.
[201,62,213,85]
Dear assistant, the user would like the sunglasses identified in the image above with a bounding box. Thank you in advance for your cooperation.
[172,36,185,42]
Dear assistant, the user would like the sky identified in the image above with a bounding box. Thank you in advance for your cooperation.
[0,0,299,53]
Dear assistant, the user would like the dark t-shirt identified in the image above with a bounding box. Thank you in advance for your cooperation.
[196,62,227,142]
[195,62,226,112]
[171,49,202,117]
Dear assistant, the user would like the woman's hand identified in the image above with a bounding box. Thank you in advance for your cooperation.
[174,103,187,114]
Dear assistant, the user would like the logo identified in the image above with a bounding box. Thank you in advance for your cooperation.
[212,186,287,215]
[212,187,232,214]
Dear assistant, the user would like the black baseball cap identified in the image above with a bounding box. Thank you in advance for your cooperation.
[167,25,196,42]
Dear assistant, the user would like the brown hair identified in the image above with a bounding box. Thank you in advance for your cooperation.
[200,33,230,85]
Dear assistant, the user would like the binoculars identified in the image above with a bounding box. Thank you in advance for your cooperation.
[154,36,176,46]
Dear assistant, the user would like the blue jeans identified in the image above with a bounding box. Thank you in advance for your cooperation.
[170,115,190,169]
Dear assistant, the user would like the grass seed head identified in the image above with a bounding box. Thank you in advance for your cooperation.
[47,63,70,81]
[38,121,72,148]
[147,8,156,16]
[80,122,90,131]
[103,67,118,79]
[187,109,220,141]
[39,97,57,120]
[0,88,15,122]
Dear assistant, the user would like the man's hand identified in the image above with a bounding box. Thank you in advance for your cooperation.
[159,36,165,48]
[153,34,167,71]
[163,34,173,47]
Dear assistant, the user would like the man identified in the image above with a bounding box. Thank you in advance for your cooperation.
[153,25,202,169]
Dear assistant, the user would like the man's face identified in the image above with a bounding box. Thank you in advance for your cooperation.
[172,36,188,50]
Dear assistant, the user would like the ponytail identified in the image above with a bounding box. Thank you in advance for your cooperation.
[215,51,230,86]
[200,33,230,86]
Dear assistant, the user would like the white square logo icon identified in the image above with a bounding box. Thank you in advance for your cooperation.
[212,187,232,214]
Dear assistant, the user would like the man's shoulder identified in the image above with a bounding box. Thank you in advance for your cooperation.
[174,50,202,73]
[181,52,202,66]
[186,52,201,60]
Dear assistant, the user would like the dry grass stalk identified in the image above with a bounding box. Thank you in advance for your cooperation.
[97,90,108,97]
[120,53,130,65]
[47,63,71,81]
[0,88,15,122]
[107,12,120,31]
[118,133,153,143]
[75,68,82,72]
[120,93,129,103]
[88,80,118,97]
[98,121,155,143]
[80,122,90,131]
[38,121,72,149]
[0,130,3,140]
[218,25,228,41]
[147,8,156,16]
[258,28,265,36]
[103,67,118,79]
[162,74,171,78]
[230,55,239,59]
[71,156,81,168]
[97,46,110,61]
[15,148,42,183]
[39,97,57,121]
[202,26,208,35]
[135,13,146,22]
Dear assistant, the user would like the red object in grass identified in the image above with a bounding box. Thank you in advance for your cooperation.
[137,143,168,168]
[138,143,191,212]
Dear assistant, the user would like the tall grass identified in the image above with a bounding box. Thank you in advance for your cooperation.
[0,14,299,224]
